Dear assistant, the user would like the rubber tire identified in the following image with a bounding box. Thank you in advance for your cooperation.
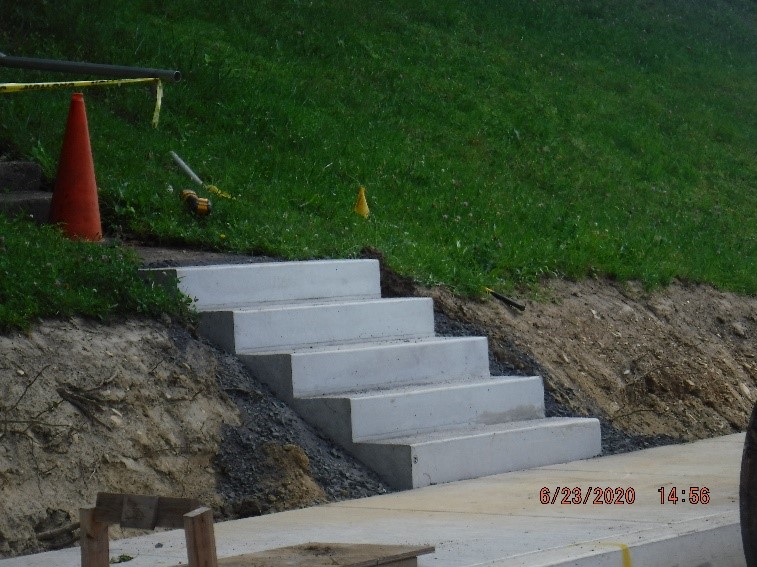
[741,401,757,566]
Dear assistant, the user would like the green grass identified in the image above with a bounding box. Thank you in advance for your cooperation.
[0,216,192,331]
[0,0,755,329]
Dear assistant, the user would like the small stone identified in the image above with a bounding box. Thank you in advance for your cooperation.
[732,322,748,338]
[740,383,754,401]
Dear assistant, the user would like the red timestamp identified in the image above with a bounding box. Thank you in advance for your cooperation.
[539,486,636,505]
[658,486,710,504]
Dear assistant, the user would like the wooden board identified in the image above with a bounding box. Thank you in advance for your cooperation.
[182,543,435,567]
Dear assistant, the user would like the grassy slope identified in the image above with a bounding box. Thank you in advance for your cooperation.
[0,0,754,329]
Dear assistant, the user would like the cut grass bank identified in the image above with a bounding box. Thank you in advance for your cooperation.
[0,0,754,329]
[0,217,191,332]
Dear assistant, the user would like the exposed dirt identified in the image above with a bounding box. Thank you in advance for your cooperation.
[427,279,755,441]
[0,316,388,558]
[1,244,754,559]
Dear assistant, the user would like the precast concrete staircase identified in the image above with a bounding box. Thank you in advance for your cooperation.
[150,259,601,489]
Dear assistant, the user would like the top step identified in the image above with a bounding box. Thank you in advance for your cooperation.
[145,259,381,309]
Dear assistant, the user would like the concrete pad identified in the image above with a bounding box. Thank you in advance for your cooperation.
[147,260,381,310]
[3,434,743,567]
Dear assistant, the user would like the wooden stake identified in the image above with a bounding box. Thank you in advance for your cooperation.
[79,507,109,567]
[184,507,218,567]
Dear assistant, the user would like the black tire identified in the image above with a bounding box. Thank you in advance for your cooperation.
[742,401,757,566]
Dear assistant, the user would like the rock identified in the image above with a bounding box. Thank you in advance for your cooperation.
[732,321,748,338]
[740,383,754,401]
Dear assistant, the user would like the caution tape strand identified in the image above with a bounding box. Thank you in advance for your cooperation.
[0,77,164,127]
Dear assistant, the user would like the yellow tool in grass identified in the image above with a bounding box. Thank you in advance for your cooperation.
[170,151,234,200]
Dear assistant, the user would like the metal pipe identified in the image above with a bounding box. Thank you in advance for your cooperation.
[0,54,181,82]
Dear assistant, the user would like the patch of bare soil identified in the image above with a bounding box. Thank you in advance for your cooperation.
[0,318,236,557]
[0,315,389,558]
[1,245,754,559]
[427,279,756,442]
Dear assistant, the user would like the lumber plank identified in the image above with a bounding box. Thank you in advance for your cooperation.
[93,492,200,529]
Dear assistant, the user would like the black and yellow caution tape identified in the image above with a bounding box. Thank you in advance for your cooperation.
[0,77,164,127]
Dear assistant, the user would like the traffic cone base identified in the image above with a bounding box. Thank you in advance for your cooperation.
[49,93,102,241]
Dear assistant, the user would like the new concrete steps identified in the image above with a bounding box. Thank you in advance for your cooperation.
[148,259,601,489]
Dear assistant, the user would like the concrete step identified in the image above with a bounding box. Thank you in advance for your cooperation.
[200,297,435,353]
[238,336,490,400]
[0,161,50,224]
[353,417,601,489]
[295,375,546,446]
[0,191,52,224]
[146,259,380,310]
[145,259,603,491]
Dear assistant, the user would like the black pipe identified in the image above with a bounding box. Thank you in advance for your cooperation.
[0,54,180,82]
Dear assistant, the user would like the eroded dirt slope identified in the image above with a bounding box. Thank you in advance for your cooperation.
[428,279,756,441]
[0,314,389,559]
[0,319,236,556]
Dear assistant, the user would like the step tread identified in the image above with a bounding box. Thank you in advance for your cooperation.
[237,335,486,356]
[201,295,424,313]
[193,293,382,312]
[167,258,377,272]
[363,417,598,445]
[304,374,540,399]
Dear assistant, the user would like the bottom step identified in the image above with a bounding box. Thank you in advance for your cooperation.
[352,417,602,489]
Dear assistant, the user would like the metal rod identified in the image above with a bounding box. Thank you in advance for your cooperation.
[0,55,180,82]
[170,151,204,186]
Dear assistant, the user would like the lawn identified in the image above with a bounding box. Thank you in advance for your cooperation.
[1,0,754,329]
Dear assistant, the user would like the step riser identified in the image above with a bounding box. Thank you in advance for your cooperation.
[360,419,602,489]
[352,377,545,441]
[150,259,381,310]
[239,337,490,402]
[200,298,435,353]
[297,377,546,444]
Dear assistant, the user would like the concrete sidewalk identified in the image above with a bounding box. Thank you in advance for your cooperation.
[2,433,745,567]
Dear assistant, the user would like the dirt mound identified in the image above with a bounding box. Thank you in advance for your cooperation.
[0,316,389,559]
[0,318,235,556]
[427,279,756,441]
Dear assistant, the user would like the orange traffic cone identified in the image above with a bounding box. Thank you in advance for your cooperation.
[49,93,102,241]
[354,186,369,218]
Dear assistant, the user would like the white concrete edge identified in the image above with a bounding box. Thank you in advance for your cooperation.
[480,513,744,567]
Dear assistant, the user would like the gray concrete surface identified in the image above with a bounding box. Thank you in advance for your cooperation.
[2,433,744,567]
[159,260,601,488]
[199,297,436,353]
[146,260,381,310]
[243,336,493,401]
